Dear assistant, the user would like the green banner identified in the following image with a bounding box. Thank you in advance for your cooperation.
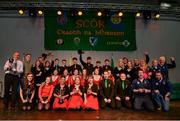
[44,10,136,51]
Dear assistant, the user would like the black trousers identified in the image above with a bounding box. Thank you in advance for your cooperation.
[134,95,154,111]
[100,98,115,109]
[3,73,19,107]
[115,98,132,109]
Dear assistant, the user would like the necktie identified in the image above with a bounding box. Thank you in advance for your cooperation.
[14,61,17,71]
[105,80,108,88]
[122,81,125,90]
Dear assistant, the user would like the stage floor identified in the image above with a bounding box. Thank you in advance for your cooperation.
[0,99,180,120]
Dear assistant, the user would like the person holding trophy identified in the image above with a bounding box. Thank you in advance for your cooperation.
[84,75,99,110]
[68,76,84,110]
[53,76,69,110]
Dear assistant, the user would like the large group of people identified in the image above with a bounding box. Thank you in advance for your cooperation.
[3,51,176,112]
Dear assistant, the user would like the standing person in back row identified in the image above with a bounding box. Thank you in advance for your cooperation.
[3,51,23,110]
[157,56,176,80]
[78,50,94,75]
[23,53,33,77]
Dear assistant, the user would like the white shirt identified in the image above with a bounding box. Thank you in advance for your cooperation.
[4,59,23,75]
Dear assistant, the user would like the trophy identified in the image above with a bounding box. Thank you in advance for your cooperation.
[58,88,64,104]
[87,87,92,95]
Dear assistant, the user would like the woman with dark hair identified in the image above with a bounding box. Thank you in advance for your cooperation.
[81,68,88,87]
[68,76,84,110]
[93,68,102,88]
[126,61,136,83]
[53,76,69,110]
[19,72,35,110]
[69,69,80,86]
[31,60,44,104]
[63,69,71,87]
[84,75,99,111]
[51,69,60,87]
[43,61,53,79]
[38,76,54,110]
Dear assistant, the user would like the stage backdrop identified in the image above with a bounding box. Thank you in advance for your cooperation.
[44,10,136,51]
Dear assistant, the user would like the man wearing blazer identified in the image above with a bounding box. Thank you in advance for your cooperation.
[99,71,115,109]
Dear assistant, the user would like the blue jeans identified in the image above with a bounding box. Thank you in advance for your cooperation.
[153,93,169,111]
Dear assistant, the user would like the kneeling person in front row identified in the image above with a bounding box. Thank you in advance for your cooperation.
[99,71,115,109]
[152,71,172,111]
[132,69,154,111]
[19,73,35,111]
[53,76,69,110]
[38,76,54,110]
[84,75,99,111]
[115,73,132,109]
[68,76,84,110]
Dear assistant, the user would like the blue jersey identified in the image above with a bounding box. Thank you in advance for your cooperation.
[132,79,151,97]
[152,79,172,97]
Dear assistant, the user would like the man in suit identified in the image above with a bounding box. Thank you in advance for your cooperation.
[59,59,69,74]
[69,57,82,74]
[99,71,115,109]
[115,73,132,109]
[79,54,94,75]
[102,59,113,72]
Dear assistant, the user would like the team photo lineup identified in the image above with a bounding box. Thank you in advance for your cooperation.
[3,51,176,112]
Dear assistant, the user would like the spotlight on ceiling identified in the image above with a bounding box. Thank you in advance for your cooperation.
[118,12,123,17]
[155,12,160,19]
[57,10,62,16]
[97,11,102,17]
[78,11,83,16]
[37,10,43,15]
[136,12,141,17]
[18,9,24,15]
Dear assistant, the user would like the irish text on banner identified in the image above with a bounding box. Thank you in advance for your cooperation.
[44,10,136,51]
